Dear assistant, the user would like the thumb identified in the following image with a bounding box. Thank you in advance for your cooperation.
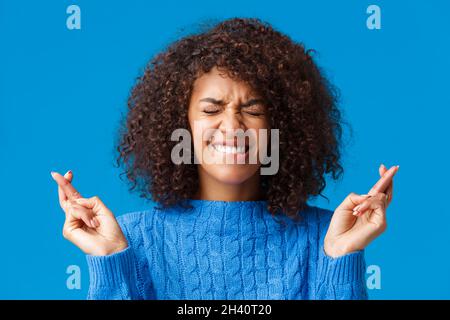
[336,192,371,212]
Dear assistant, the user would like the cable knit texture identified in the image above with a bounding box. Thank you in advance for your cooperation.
[86,200,368,300]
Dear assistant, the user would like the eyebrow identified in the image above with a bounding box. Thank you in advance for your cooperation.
[241,98,264,108]
[199,97,264,107]
[199,97,225,105]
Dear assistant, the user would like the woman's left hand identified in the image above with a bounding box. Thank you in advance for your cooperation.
[324,164,399,258]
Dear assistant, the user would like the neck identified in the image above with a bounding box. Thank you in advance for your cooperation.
[194,167,264,202]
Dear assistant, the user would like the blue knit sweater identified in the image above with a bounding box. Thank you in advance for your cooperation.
[85,199,368,300]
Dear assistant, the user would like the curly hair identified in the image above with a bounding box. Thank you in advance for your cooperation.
[116,17,347,221]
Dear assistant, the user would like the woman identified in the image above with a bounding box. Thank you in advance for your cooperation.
[51,18,399,300]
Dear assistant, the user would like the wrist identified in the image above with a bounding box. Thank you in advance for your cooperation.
[324,236,356,258]
[94,239,129,256]
[110,240,129,255]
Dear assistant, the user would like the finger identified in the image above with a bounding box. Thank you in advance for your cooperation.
[368,165,399,196]
[354,192,387,216]
[385,177,393,205]
[379,164,393,205]
[57,170,73,207]
[51,171,82,201]
[378,163,387,177]
[354,164,398,215]
[369,193,387,211]
[364,195,388,229]
[67,202,99,228]
[336,192,372,212]
[74,196,110,216]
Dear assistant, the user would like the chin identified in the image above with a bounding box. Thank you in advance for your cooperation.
[204,164,260,185]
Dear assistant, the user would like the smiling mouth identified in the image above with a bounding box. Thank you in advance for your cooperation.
[207,143,250,155]
[209,144,248,154]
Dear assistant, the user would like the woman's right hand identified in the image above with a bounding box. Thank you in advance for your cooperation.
[51,170,128,256]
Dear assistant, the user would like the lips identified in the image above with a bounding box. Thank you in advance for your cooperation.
[207,137,250,154]
[210,143,247,154]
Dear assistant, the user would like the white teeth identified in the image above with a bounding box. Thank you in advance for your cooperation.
[211,144,246,154]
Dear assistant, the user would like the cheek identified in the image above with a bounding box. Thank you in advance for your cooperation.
[246,114,270,130]
[189,119,217,164]
[247,119,270,145]
[190,119,215,146]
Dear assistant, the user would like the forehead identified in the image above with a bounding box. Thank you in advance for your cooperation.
[191,67,256,99]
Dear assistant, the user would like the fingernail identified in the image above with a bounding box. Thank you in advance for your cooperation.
[380,163,384,168]
[353,205,361,211]
[94,217,100,227]
[353,210,360,216]
[90,219,96,228]
[50,171,56,179]
[396,165,400,169]
[65,170,72,176]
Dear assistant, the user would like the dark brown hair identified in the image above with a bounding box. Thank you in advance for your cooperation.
[116,17,347,221]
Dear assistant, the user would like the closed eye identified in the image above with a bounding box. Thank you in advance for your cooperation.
[203,107,220,114]
[244,110,264,116]
[243,106,265,116]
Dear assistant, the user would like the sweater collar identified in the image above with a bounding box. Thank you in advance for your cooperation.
[167,199,300,238]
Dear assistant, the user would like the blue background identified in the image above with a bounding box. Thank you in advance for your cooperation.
[0,0,449,299]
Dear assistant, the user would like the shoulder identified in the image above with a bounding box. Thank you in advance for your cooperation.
[302,204,334,235]
[307,205,334,222]
[116,210,148,225]
[116,209,155,242]
[117,210,146,228]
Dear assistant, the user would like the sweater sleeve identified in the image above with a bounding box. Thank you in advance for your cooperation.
[85,212,154,300]
[308,207,369,300]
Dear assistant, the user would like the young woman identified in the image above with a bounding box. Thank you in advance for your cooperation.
[51,18,399,300]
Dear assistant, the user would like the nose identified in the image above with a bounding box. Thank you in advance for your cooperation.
[218,108,245,134]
